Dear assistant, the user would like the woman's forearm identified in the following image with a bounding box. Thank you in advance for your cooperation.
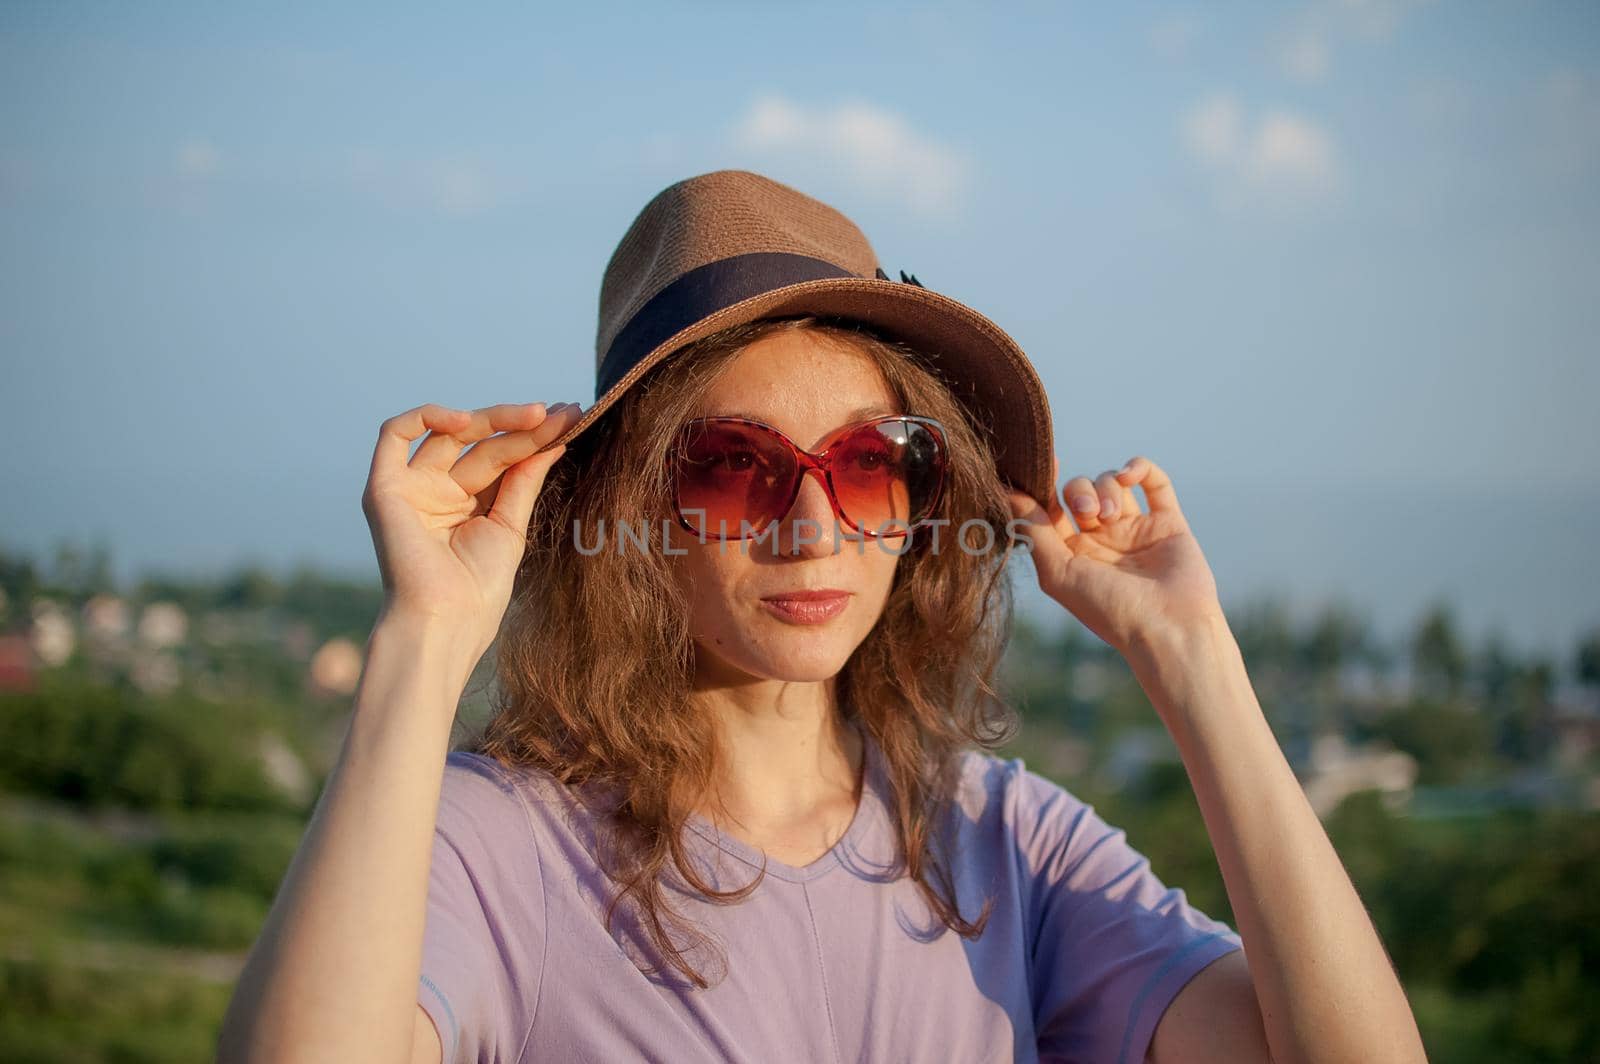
[1126,615,1427,1064]
[216,609,478,1064]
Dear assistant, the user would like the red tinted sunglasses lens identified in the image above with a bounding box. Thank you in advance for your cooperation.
[673,417,947,539]
[674,420,795,537]
[828,419,945,535]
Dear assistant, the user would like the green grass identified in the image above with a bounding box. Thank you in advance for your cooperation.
[0,803,300,951]
[0,956,232,1064]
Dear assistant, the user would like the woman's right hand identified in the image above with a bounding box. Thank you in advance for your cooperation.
[360,400,582,666]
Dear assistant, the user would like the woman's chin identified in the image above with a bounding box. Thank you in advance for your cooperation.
[728,636,860,684]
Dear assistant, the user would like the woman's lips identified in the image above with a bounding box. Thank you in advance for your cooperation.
[759,590,852,624]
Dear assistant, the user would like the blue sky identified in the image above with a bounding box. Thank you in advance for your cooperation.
[3,1,1597,660]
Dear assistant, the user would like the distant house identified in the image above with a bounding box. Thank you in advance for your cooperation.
[82,593,130,640]
[0,632,35,691]
[1300,733,1419,817]
[308,637,363,699]
[29,600,75,667]
[137,601,189,648]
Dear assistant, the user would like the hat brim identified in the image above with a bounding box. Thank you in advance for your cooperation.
[546,277,1056,509]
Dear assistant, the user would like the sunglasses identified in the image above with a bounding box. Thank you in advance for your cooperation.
[670,413,949,542]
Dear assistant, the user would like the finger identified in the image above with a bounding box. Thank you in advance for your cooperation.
[485,443,568,536]
[1045,454,1079,540]
[1061,474,1103,531]
[412,402,553,471]
[1007,491,1075,583]
[372,404,472,478]
[1093,469,1138,521]
[1044,483,1078,541]
[1113,455,1183,517]
[456,404,585,500]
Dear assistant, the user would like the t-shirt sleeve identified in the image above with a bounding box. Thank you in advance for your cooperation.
[417,751,546,1064]
[1009,761,1244,1064]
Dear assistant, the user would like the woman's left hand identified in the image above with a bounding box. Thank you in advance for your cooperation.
[1007,455,1225,660]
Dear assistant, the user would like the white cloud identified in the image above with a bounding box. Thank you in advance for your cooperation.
[1246,110,1337,191]
[1270,0,1434,83]
[176,139,221,180]
[731,95,969,214]
[1184,94,1242,165]
[169,138,223,217]
[420,157,500,217]
[1335,0,1427,42]
[741,96,808,148]
[1183,93,1339,205]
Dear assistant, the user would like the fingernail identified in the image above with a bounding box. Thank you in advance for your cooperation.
[1100,496,1118,518]
[1070,494,1096,514]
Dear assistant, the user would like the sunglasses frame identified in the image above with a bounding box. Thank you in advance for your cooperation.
[669,413,950,543]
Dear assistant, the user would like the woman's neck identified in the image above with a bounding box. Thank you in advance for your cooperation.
[693,680,865,863]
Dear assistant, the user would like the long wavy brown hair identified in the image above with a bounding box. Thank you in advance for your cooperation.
[466,314,1025,989]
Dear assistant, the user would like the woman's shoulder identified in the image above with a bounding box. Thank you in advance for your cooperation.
[949,744,1075,810]
[441,747,541,804]
[946,744,1100,850]
[441,748,573,798]
[434,749,575,848]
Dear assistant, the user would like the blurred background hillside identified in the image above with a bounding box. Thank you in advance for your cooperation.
[1,545,1596,1061]
[3,1,1598,1061]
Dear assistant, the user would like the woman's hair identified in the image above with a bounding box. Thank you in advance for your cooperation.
[466,315,1024,988]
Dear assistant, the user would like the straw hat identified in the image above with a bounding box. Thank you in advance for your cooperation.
[546,169,1056,507]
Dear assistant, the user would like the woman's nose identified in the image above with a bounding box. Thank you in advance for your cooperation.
[776,468,842,556]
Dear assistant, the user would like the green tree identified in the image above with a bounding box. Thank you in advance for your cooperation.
[1474,629,1519,704]
[1575,627,1600,687]
[1367,698,1494,785]
[1412,602,1467,701]
[0,547,42,622]
[1495,659,1558,763]
[1298,600,1370,682]
[218,566,280,610]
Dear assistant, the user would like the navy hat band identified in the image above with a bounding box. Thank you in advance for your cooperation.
[595,251,856,399]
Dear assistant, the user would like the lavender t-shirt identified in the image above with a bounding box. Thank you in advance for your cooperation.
[418,731,1243,1064]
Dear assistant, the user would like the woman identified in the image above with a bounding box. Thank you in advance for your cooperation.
[218,171,1426,1063]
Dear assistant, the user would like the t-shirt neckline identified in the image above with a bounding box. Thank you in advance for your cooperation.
[682,726,888,884]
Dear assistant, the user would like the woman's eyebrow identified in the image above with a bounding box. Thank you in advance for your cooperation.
[843,404,900,422]
[705,404,900,423]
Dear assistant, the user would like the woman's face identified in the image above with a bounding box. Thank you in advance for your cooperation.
[667,329,905,686]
